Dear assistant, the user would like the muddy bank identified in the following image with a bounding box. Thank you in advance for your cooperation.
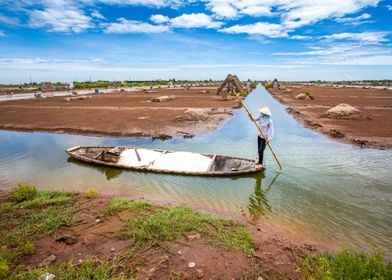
[0,87,240,139]
[267,85,392,149]
[0,186,335,279]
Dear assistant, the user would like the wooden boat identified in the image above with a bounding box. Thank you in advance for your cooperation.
[66,146,263,176]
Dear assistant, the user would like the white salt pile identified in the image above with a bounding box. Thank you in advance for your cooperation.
[118,149,213,172]
[151,152,212,172]
[324,103,360,119]
[118,149,161,167]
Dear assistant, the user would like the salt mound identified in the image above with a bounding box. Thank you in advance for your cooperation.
[151,152,212,172]
[118,149,213,172]
[295,93,307,100]
[323,103,360,119]
[175,109,209,122]
[118,148,161,167]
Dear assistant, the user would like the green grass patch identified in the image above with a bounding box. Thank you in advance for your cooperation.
[16,191,72,208]
[0,189,74,246]
[250,81,258,89]
[11,258,124,280]
[2,205,75,245]
[11,183,37,202]
[104,198,152,216]
[120,205,255,253]
[300,249,392,280]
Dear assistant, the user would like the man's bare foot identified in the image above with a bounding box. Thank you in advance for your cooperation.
[255,163,263,169]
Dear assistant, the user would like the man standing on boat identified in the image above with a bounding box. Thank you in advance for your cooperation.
[255,107,274,169]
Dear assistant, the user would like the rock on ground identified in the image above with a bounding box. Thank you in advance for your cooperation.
[37,254,57,268]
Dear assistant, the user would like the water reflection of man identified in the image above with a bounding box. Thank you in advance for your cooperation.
[248,174,272,221]
[255,107,274,169]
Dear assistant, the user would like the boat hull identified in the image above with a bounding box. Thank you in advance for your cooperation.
[66,146,263,176]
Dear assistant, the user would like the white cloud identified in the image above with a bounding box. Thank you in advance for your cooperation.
[0,57,177,72]
[323,32,389,44]
[150,14,170,24]
[206,0,380,30]
[93,0,184,8]
[281,0,379,29]
[104,13,222,34]
[91,10,105,19]
[290,35,312,40]
[0,13,20,26]
[29,8,92,32]
[240,5,272,17]
[387,5,392,11]
[104,18,170,33]
[0,30,5,37]
[219,22,288,38]
[206,0,273,19]
[335,13,372,25]
[207,2,237,19]
[273,42,392,65]
[170,13,223,28]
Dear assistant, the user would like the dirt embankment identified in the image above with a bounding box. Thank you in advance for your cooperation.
[0,188,327,279]
[267,85,392,149]
[0,87,241,139]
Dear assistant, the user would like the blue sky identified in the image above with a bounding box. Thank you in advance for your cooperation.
[0,0,391,83]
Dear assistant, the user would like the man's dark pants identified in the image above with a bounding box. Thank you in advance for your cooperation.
[257,136,266,164]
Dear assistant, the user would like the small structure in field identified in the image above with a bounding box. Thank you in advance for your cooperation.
[272,78,280,88]
[216,74,243,99]
[295,91,314,100]
[322,103,361,119]
[40,82,55,92]
[295,93,307,100]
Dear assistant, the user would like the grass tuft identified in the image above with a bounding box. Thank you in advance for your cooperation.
[13,257,120,280]
[0,189,75,246]
[12,183,37,202]
[18,240,35,255]
[0,248,12,279]
[84,188,99,199]
[300,249,392,280]
[104,198,152,216]
[0,258,9,279]
[120,205,255,253]
[17,191,72,209]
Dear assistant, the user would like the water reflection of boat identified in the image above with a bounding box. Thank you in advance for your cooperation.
[247,173,279,221]
[67,157,123,180]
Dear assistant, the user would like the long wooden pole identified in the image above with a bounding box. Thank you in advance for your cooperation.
[234,92,283,170]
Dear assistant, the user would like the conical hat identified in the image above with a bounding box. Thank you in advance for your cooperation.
[258,106,272,116]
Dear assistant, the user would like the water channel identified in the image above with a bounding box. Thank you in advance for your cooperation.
[1,86,391,252]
